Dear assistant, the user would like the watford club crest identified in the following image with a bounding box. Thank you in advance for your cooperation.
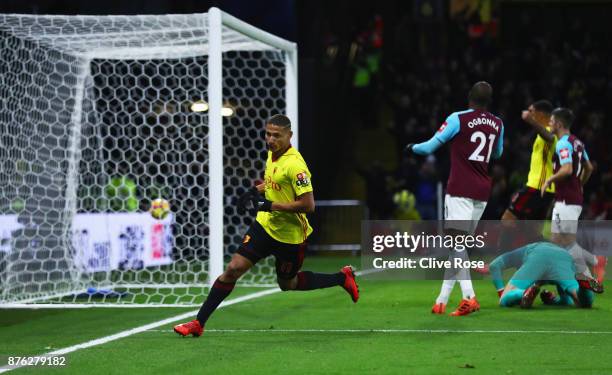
[295,172,310,187]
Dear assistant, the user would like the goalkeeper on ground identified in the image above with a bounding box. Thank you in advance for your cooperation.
[173,114,359,337]
[488,241,603,308]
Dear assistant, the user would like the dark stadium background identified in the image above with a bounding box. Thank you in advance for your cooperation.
[2,0,611,221]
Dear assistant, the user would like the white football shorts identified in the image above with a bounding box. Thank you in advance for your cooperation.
[551,201,582,234]
[444,194,487,233]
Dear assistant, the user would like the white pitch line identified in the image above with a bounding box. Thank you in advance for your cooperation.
[0,287,281,373]
[355,267,383,276]
[1,303,202,309]
[0,268,374,373]
[144,328,612,335]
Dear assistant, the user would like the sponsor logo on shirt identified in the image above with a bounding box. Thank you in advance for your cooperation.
[265,175,281,191]
[559,148,570,160]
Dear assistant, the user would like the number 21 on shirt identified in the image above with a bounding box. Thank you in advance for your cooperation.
[468,131,496,163]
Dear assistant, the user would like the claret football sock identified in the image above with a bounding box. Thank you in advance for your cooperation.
[196,278,236,326]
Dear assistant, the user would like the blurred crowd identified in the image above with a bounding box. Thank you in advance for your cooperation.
[336,4,612,220]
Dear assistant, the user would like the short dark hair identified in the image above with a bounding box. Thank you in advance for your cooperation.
[551,107,575,129]
[266,114,291,128]
[468,81,493,107]
[532,100,553,114]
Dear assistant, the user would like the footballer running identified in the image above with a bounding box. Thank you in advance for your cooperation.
[173,114,359,337]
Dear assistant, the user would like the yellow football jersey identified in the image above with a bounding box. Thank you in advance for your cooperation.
[256,147,313,244]
[526,129,556,192]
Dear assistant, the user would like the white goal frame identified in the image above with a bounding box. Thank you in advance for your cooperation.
[0,7,298,307]
[207,7,298,283]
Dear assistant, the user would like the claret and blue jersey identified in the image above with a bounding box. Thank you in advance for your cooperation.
[412,109,504,201]
[553,134,589,205]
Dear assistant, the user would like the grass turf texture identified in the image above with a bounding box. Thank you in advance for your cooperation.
[2,255,611,374]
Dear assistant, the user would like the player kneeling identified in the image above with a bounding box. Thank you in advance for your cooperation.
[486,241,603,309]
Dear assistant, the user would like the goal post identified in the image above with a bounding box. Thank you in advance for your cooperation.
[207,7,224,284]
[0,8,298,306]
[207,7,299,284]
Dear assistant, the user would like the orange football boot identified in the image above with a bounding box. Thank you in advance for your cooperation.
[173,319,204,337]
[449,297,480,316]
[431,302,446,314]
[340,266,359,303]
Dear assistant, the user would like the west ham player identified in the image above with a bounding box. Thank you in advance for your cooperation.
[541,108,593,248]
[173,115,359,337]
[406,82,504,316]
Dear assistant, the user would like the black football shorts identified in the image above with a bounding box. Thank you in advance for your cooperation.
[508,185,554,220]
[236,221,307,280]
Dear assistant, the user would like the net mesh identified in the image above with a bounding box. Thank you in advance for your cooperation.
[0,12,288,305]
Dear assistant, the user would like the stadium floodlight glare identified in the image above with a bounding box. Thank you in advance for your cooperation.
[190,100,233,116]
[0,7,298,307]
[190,100,209,112]
[221,106,234,117]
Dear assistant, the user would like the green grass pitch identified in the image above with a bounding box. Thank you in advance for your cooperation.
[1,255,611,374]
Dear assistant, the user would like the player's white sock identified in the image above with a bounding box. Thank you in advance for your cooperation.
[435,279,456,304]
[453,249,475,299]
[568,242,596,278]
[459,278,475,299]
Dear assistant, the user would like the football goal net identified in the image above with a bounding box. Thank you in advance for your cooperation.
[0,8,298,306]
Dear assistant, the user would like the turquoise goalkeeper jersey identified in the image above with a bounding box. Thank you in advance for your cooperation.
[489,242,578,292]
